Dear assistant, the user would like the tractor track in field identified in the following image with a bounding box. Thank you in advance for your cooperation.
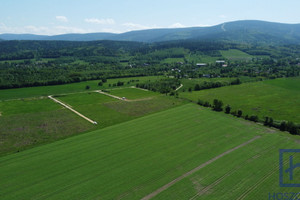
[141,136,261,200]
[189,144,275,199]
[236,155,291,200]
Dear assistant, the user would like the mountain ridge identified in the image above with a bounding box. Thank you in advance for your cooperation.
[1,20,300,44]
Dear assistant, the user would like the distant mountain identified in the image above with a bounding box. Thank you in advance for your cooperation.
[1,20,300,44]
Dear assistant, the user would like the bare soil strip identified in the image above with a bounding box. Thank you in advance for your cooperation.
[141,136,261,200]
[48,95,97,124]
[175,84,183,91]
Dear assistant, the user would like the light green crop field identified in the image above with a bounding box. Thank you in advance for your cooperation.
[180,77,300,123]
[0,98,93,156]
[0,76,161,101]
[220,49,254,61]
[0,104,298,200]
[108,87,159,100]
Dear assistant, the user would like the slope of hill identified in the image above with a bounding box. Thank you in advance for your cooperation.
[1,20,300,44]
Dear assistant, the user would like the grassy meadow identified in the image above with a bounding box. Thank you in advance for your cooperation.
[1,104,298,200]
[180,77,300,123]
[0,98,93,156]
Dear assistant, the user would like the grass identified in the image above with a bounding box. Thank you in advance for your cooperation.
[0,98,93,156]
[220,49,254,61]
[0,103,298,199]
[0,87,185,156]
[56,91,185,129]
[0,76,161,101]
[179,77,300,123]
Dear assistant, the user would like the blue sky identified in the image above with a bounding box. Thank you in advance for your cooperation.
[0,0,300,35]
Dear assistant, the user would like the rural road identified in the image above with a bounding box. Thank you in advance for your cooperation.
[48,95,97,124]
[141,136,261,200]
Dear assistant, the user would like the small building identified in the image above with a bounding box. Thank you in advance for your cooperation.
[196,63,207,67]
[216,60,225,63]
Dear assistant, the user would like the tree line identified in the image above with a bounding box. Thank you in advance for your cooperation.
[197,99,299,135]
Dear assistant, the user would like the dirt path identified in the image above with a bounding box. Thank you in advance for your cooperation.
[141,136,261,200]
[175,84,183,91]
[48,96,97,124]
[96,90,125,101]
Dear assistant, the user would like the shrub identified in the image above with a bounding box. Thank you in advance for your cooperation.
[237,110,243,117]
[225,105,231,114]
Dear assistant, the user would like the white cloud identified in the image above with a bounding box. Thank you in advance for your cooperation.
[56,16,68,22]
[85,18,115,25]
[0,23,90,35]
[169,23,186,28]
[122,22,161,32]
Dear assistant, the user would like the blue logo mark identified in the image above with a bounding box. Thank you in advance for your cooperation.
[279,149,300,187]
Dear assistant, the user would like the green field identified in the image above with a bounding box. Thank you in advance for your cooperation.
[0,87,185,155]
[0,104,298,200]
[0,76,161,101]
[0,98,93,156]
[56,90,185,129]
[220,49,254,61]
[179,77,300,123]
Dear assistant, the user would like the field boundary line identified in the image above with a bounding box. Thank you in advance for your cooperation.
[48,95,97,124]
[141,135,261,200]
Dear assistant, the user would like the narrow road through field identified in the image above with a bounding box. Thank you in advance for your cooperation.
[48,96,97,124]
[141,136,261,200]
[175,84,183,91]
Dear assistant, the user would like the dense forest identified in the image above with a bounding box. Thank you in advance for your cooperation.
[0,40,300,89]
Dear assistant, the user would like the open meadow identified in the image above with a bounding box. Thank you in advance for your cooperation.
[179,77,300,124]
